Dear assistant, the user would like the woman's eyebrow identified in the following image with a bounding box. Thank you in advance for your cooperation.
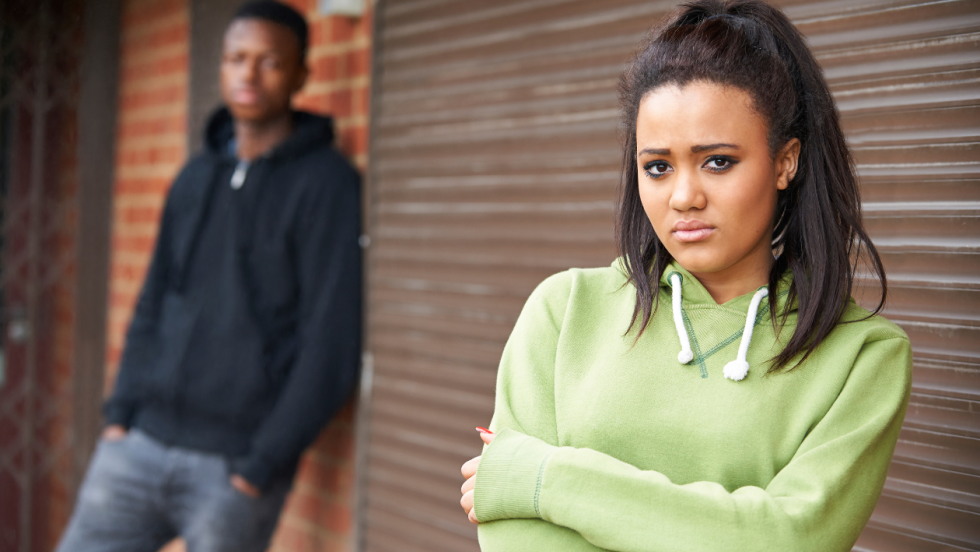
[638,148,670,156]
[691,143,739,153]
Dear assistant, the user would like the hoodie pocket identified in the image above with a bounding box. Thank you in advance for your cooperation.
[147,293,200,401]
[181,332,274,428]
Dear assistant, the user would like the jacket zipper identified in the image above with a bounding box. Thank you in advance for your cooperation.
[230,160,250,189]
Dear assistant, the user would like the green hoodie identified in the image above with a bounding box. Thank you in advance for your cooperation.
[474,259,911,552]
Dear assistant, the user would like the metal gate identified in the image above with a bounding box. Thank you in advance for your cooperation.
[0,0,85,550]
[362,0,980,550]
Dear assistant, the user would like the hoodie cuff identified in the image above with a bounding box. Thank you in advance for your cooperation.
[102,400,136,429]
[473,428,556,523]
[233,452,277,491]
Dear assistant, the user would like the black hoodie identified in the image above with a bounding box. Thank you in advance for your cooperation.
[104,108,362,489]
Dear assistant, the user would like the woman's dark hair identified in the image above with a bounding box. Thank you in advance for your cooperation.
[616,0,886,372]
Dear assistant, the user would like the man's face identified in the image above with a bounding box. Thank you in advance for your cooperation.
[220,18,307,124]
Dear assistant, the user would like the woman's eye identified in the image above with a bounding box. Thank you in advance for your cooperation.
[644,161,672,179]
[704,157,736,172]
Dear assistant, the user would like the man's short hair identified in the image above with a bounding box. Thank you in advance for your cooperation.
[232,1,309,63]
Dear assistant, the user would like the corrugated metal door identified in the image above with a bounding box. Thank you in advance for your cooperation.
[794,1,980,550]
[362,1,980,551]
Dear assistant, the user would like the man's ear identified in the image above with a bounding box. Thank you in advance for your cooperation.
[776,138,801,191]
[292,64,309,95]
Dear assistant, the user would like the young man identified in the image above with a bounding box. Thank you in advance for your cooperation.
[56,2,362,550]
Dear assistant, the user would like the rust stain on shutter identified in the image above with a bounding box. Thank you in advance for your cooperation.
[364,1,980,550]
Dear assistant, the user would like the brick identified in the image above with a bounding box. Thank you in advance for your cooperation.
[117,120,185,141]
[289,491,352,535]
[349,47,371,78]
[294,457,354,499]
[122,0,185,29]
[109,288,139,308]
[122,53,188,81]
[269,521,313,552]
[112,234,158,254]
[308,34,371,58]
[122,42,187,70]
[120,70,188,95]
[120,85,187,111]
[115,131,187,154]
[311,54,341,82]
[300,77,367,102]
[117,145,183,167]
[328,17,356,44]
[318,429,355,463]
[123,22,189,53]
[106,345,123,364]
[122,9,186,45]
[352,82,370,117]
[121,206,162,225]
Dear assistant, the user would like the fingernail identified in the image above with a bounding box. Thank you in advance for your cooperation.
[475,427,493,435]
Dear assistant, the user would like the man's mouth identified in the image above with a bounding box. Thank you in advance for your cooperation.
[231,88,261,105]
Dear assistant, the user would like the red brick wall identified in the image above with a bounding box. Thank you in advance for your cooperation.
[103,1,371,551]
[106,0,190,392]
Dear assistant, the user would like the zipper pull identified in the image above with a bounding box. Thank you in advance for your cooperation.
[230,160,250,190]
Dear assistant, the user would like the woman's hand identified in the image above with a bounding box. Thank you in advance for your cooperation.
[460,428,495,524]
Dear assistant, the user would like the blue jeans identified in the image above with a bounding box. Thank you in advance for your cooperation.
[56,429,291,552]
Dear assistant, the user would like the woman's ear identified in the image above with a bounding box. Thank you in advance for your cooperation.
[776,138,801,191]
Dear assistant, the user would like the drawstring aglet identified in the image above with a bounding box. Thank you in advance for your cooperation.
[670,274,694,365]
[723,287,769,382]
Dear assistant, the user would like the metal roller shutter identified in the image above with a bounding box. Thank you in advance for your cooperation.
[791,1,980,550]
[362,1,980,550]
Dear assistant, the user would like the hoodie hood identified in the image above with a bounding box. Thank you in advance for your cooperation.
[654,261,795,314]
[203,107,335,161]
[611,259,796,381]
[654,261,795,381]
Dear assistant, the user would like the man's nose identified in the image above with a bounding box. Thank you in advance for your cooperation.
[239,59,259,83]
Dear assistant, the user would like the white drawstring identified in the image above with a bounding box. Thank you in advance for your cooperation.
[670,274,694,364]
[722,287,769,381]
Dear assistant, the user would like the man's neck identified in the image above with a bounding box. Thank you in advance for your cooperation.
[234,111,293,161]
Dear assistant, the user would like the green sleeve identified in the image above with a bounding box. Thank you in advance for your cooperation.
[476,336,912,552]
[482,272,570,445]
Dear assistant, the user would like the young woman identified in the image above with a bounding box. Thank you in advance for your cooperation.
[459,1,912,551]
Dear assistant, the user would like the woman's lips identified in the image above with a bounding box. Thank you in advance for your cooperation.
[672,221,714,243]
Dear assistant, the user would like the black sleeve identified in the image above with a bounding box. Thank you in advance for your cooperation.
[102,184,177,428]
[235,158,363,488]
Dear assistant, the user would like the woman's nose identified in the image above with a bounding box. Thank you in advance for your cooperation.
[668,170,706,211]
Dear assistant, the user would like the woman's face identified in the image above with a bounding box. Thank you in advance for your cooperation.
[636,81,799,294]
